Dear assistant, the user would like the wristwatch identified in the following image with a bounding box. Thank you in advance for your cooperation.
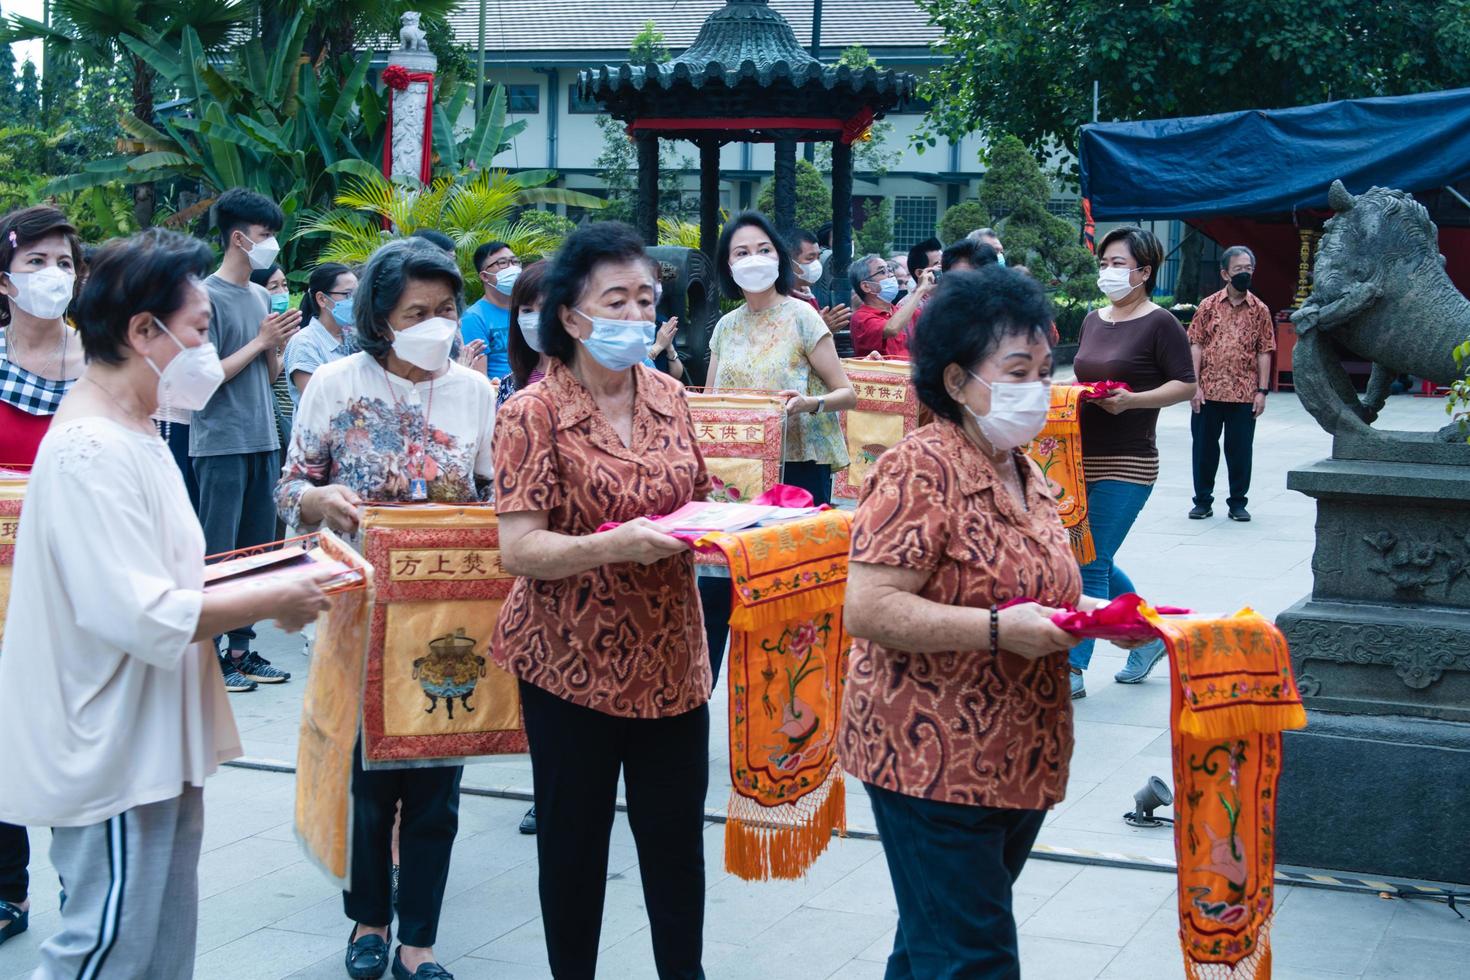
[814,397,826,414]
[1256,387,1270,395]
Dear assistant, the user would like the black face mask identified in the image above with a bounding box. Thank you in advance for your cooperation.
[1230,271,1252,293]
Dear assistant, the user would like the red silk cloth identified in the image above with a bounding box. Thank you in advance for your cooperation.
[381,68,435,185]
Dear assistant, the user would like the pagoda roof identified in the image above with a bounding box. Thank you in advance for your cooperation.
[578,0,915,137]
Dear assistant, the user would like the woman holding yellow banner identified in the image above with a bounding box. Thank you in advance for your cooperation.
[842,267,1144,978]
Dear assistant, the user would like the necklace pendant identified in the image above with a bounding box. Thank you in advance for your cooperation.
[409,477,429,501]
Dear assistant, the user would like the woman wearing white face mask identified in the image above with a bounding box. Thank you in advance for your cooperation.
[841,267,1142,978]
[494,259,552,409]
[275,237,495,980]
[0,229,332,979]
[0,205,85,466]
[1069,226,1197,700]
[492,222,712,979]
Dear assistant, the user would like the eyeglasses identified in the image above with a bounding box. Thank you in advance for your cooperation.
[326,289,355,299]
[483,256,519,272]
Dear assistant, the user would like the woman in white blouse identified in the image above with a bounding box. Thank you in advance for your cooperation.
[0,229,331,979]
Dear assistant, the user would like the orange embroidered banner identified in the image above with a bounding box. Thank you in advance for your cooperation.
[359,504,528,766]
[1145,608,1307,980]
[837,358,922,498]
[702,511,853,881]
[0,472,25,649]
[1025,384,1096,563]
[685,391,787,505]
[296,529,374,888]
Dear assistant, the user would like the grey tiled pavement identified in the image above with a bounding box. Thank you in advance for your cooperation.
[4,393,1467,978]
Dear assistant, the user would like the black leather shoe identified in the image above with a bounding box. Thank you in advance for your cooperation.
[0,900,27,948]
[392,948,455,979]
[346,927,391,979]
[1228,506,1252,522]
[518,805,537,835]
[1188,504,1213,519]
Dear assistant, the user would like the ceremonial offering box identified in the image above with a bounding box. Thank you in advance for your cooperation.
[358,504,527,767]
[0,469,26,647]
[684,391,787,505]
[836,358,921,498]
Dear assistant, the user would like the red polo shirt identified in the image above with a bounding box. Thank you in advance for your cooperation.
[851,304,911,358]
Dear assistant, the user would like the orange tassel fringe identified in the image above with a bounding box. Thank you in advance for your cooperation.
[724,767,847,881]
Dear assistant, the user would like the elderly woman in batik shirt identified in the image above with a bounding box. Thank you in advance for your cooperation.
[841,267,1146,979]
[275,237,496,980]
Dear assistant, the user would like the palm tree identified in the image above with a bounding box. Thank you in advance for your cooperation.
[298,168,605,301]
[2,0,256,223]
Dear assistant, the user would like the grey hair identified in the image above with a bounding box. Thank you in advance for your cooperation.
[967,227,999,243]
[848,253,885,295]
[353,237,465,359]
[1219,245,1257,271]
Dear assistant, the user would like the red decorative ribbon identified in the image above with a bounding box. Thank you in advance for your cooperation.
[629,108,876,145]
[382,68,436,185]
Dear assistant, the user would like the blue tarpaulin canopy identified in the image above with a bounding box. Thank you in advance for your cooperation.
[1079,86,1470,220]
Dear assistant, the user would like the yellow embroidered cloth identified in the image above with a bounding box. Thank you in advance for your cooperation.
[701,510,853,880]
[837,358,921,498]
[1144,608,1307,980]
[684,391,787,506]
[359,504,528,766]
[1025,384,1096,563]
[0,474,25,649]
[296,529,374,888]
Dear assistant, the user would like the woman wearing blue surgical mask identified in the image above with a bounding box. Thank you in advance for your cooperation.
[248,262,290,313]
[491,222,712,979]
[275,238,497,980]
[282,262,359,408]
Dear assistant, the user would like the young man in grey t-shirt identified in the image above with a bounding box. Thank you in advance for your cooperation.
[193,188,302,692]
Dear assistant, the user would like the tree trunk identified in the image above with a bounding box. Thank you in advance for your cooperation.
[131,56,157,228]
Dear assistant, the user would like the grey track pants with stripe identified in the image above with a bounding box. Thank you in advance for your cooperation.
[33,786,204,980]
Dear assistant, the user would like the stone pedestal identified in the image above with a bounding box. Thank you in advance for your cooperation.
[1275,449,1470,884]
[387,49,437,184]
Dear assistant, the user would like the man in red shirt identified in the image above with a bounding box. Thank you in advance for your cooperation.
[1188,245,1275,522]
[848,253,932,358]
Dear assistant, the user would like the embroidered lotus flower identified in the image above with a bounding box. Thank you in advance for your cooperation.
[1034,436,1058,457]
[790,621,819,657]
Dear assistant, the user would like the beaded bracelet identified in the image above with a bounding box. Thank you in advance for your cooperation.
[989,604,999,652]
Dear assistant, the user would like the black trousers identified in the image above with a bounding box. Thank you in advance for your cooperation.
[194,449,281,652]
[865,782,1046,980]
[162,421,200,512]
[1191,400,1256,510]
[519,680,708,980]
[697,459,834,692]
[0,820,27,905]
[343,744,463,948]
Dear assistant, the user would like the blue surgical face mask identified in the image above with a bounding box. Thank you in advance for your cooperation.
[575,308,655,372]
[877,277,900,303]
[270,292,289,314]
[996,253,1007,267]
[331,297,356,328]
[495,266,520,296]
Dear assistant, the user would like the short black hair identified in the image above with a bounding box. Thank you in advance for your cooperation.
[212,188,283,249]
[248,264,283,289]
[540,221,648,365]
[473,240,513,271]
[1098,225,1163,293]
[941,239,999,272]
[354,239,464,359]
[409,228,457,254]
[714,211,795,301]
[0,205,84,326]
[911,266,1054,425]
[789,227,819,251]
[906,237,942,277]
[74,228,214,367]
[301,262,353,321]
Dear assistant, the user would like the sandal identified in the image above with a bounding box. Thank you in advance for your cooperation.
[0,899,28,947]
[346,925,391,979]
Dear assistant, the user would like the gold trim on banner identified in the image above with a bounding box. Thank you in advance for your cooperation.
[362,503,499,530]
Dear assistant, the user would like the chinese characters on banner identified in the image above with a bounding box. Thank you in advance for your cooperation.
[837,358,923,498]
[684,392,788,507]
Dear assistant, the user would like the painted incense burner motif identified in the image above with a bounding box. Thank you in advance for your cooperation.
[412,628,486,719]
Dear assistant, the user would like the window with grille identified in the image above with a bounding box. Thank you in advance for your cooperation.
[892,196,938,250]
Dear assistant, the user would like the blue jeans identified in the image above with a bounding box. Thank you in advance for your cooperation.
[1070,479,1154,671]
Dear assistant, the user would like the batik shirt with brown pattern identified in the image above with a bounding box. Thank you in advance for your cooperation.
[491,359,712,718]
[840,419,1082,809]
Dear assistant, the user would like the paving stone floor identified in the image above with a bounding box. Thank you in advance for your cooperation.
[3,392,1465,979]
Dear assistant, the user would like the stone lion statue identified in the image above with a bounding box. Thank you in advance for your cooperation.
[399,11,430,52]
[1292,180,1469,442]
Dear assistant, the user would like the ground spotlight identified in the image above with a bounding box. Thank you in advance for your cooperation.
[1122,775,1174,828]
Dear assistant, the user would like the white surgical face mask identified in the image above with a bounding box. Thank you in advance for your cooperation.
[1097,266,1138,302]
[800,258,823,284]
[518,310,544,353]
[391,316,458,372]
[146,319,225,412]
[730,254,780,293]
[240,233,281,271]
[964,372,1051,451]
[5,266,76,320]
